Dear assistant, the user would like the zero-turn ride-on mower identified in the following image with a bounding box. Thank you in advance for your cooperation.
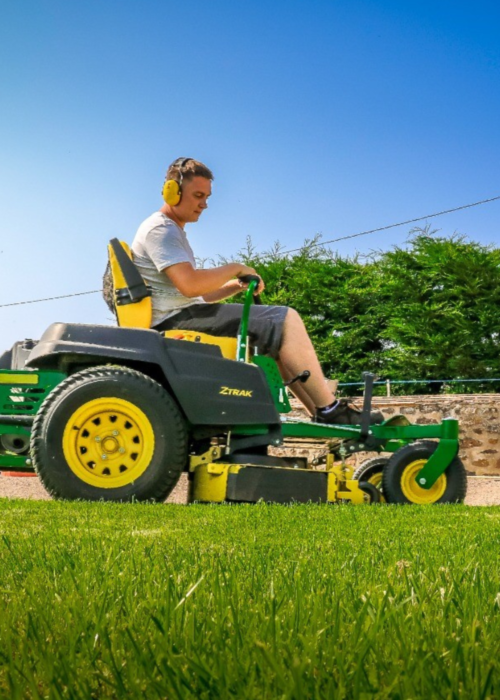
[0,239,467,505]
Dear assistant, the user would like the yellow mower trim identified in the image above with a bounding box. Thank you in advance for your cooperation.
[62,397,155,488]
[401,459,447,503]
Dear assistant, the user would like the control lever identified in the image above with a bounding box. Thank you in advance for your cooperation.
[238,273,263,305]
[360,372,377,439]
[284,370,311,387]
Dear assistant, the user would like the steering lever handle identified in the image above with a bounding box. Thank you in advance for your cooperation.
[238,274,261,285]
[238,274,263,304]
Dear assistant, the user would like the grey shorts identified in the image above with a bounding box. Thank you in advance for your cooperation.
[154,303,289,359]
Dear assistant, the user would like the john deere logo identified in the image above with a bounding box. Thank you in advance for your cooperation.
[219,386,253,398]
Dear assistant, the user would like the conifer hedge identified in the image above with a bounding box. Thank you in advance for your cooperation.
[229,227,500,393]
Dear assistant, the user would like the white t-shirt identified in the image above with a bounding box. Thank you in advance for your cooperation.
[131,212,205,326]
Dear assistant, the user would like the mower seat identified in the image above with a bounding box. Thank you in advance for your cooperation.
[162,329,237,359]
[108,239,153,328]
[107,239,237,359]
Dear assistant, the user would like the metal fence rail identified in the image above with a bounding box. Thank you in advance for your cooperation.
[337,378,500,397]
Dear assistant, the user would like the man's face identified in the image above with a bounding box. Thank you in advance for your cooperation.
[176,176,212,224]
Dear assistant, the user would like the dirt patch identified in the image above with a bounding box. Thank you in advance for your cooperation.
[1,473,499,506]
[462,477,500,506]
[0,473,190,503]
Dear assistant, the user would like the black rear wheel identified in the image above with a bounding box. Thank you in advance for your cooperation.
[31,366,188,502]
[382,441,467,504]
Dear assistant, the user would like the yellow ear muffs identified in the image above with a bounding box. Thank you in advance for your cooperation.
[162,179,182,206]
[162,157,193,206]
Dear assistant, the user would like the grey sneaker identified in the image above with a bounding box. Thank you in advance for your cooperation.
[315,399,384,426]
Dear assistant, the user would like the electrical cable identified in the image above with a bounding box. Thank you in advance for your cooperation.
[0,290,101,308]
[1,194,499,309]
[282,194,500,255]
[339,377,500,387]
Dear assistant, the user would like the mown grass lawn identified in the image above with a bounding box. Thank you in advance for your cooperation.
[1,500,500,699]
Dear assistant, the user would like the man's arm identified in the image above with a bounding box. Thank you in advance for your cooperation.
[164,261,259,298]
[202,279,243,302]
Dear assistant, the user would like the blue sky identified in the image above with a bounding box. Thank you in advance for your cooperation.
[1,0,499,350]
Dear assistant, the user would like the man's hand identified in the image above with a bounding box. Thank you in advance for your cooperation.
[237,267,266,295]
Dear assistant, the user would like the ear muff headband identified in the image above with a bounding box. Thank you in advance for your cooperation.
[162,157,193,205]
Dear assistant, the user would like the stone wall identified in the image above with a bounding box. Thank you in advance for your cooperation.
[278,394,500,475]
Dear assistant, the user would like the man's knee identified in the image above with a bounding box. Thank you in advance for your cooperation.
[284,307,302,326]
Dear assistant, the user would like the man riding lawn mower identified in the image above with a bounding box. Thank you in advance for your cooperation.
[0,158,466,505]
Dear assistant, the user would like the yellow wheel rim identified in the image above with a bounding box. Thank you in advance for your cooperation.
[62,398,155,488]
[400,459,447,504]
[366,471,386,503]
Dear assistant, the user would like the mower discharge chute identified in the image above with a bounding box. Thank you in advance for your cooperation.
[0,240,466,505]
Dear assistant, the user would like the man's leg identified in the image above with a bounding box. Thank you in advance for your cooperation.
[156,304,331,412]
[278,308,335,411]
[156,303,382,424]
[278,309,383,425]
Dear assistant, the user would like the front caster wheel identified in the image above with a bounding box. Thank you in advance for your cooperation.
[382,441,467,504]
[353,457,389,502]
[31,366,188,502]
[358,481,381,504]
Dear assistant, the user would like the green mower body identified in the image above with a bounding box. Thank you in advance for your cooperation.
[0,281,466,505]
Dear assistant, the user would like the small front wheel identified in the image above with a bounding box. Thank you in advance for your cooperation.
[353,456,389,503]
[358,481,381,504]
[383,441,467,504]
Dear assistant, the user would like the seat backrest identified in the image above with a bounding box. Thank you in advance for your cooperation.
[107,239,152,328]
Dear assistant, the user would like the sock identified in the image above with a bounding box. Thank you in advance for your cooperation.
[317,400,339,414]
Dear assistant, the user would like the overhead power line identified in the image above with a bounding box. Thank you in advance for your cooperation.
[282,194,500,255]
[1,193,499,309]
[0,290,102,309]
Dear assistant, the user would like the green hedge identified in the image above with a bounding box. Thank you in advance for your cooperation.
[227,228,500,393]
